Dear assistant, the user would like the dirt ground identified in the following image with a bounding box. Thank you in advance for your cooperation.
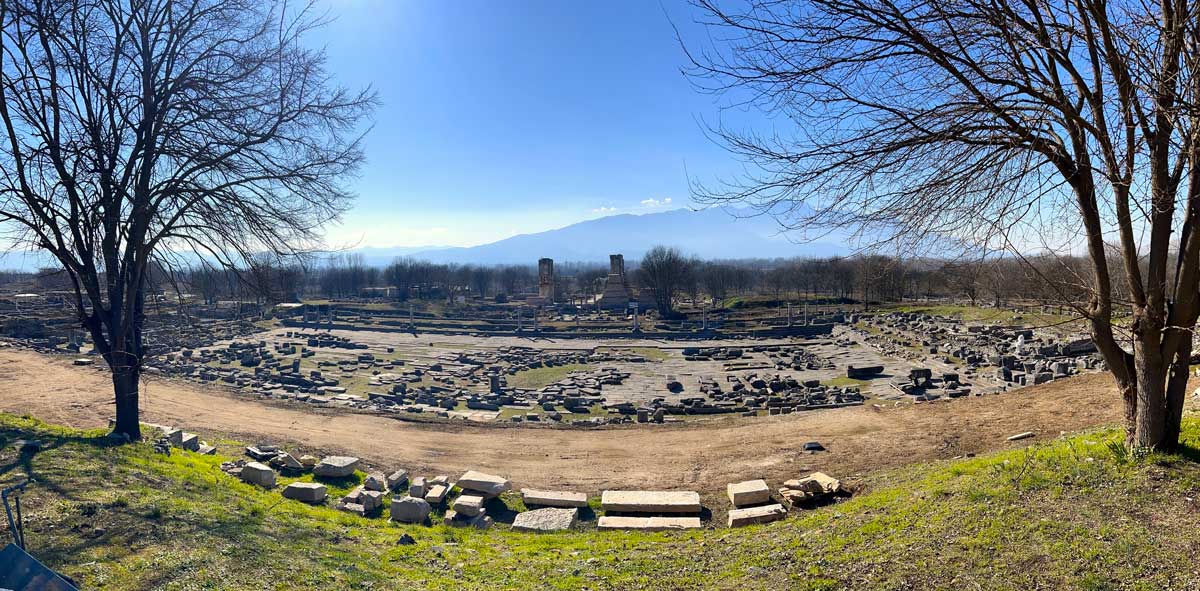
[0,346,1131,495]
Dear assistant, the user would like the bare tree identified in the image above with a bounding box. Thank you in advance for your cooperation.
[637,246,695,317]
[687,0,1200,450]
[0,0,374,440]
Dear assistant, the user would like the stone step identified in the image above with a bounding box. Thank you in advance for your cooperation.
[727,503,787,527]
[597,516,702,531]
[600,490,701,514]
[521,488,589,508]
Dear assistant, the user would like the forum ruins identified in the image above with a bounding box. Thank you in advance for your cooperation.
[0,253,1110,532]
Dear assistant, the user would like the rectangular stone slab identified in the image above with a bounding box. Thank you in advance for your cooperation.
[456,470,512,497]
[521,488,589,508]
[726,479,771,508]
[727,503,787,527]
[600,490,701,514]
[597,516,701,531]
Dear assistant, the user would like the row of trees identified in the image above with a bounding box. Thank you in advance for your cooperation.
[163,248,1098,319]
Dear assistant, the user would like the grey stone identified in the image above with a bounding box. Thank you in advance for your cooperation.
[456,470,511,498]
[520,488,588,508]
[513,507,578,532]
[727,503,786,527]
[240,462,276,487]
[313,456,359,477]
[390,496,431,524]
[282,482,327,503]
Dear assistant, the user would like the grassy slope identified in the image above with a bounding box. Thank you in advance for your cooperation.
[4,414,1200,590]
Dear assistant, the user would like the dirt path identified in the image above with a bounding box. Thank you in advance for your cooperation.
[0,347,1126,493]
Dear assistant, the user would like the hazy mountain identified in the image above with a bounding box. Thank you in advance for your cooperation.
[363,208,850,266]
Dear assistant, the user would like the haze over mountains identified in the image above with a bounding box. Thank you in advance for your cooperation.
[356,208,850,266]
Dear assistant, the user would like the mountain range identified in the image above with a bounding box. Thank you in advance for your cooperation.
[356,207,850,266]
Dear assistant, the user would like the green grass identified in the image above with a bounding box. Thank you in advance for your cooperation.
[506,363,589,389]
[7,413,1200,589]
[821,376,868,388]
[595,346,670,362]
[882,303,1081,329]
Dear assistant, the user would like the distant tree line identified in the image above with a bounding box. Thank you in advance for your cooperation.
[93,246,1105,319]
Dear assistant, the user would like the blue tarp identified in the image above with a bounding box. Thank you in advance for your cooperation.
[0,543,77,591]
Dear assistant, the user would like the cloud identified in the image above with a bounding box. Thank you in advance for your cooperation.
[429,227,448,234]
[640,197,673,208]
[591,206,619,214]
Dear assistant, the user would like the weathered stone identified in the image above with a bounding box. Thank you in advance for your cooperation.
[359,490,385,512]
[443,509,491,529]
[521,488,588,508]
[313,456,359,477]
[727,503,786,527]
[389,496,431,523]
[452,494,486,517]
[408,476,427,498]
[282,482,327,503]
[456,470,511,497]
[425,484,449,504]
[180,433,200,452]
[1006,431,1035,441]
[600,490,701,514]
[727,479,771,508]
[596,516,701,531]
[386,469,409,490]
[337,502,366,516]
[269,453,303,471]
[780,472,841,502]
[240,462,276,487]
[363,472,387,492]
[513,507,577,532]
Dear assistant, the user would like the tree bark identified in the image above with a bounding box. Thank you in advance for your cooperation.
[111,363,141,441]
[1164,335,1193,446]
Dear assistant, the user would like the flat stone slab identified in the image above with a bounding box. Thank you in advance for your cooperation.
[521,488,588,508]
[282,482,327,503]
[600,490,701,514]
[513,507,578,532]
[597,516,701,531]
[456,470,512,497]
[313,456,359,478]
[727,479,771,508]
[728,503,786,527]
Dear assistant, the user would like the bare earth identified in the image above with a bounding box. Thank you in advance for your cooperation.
[0,347,1128,494]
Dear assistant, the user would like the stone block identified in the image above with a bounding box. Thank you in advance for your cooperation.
[424,484,449,504]
[726,479,771,508]
[443,509,491,529]
[727,503,786,527]
[408,476,427,498]
[240,462,276,487]
[359,490,385,512]
[600,490,701,514]
[282,482,327,503]
[313,456,359,478]
[452,494,486,517]
[513,507,578,532]
[520,488,588,508]
[180,433,200,452]
[389,496,431,524]
[456,470,511,497]
[596,516,701,531]
[386,469,409,490]
[364,472,387,492]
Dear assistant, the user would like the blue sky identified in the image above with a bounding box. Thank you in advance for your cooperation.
[310,0,753,249]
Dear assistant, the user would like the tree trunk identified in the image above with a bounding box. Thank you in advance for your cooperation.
[1164,335,1193,446]
[111,363,142,441]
